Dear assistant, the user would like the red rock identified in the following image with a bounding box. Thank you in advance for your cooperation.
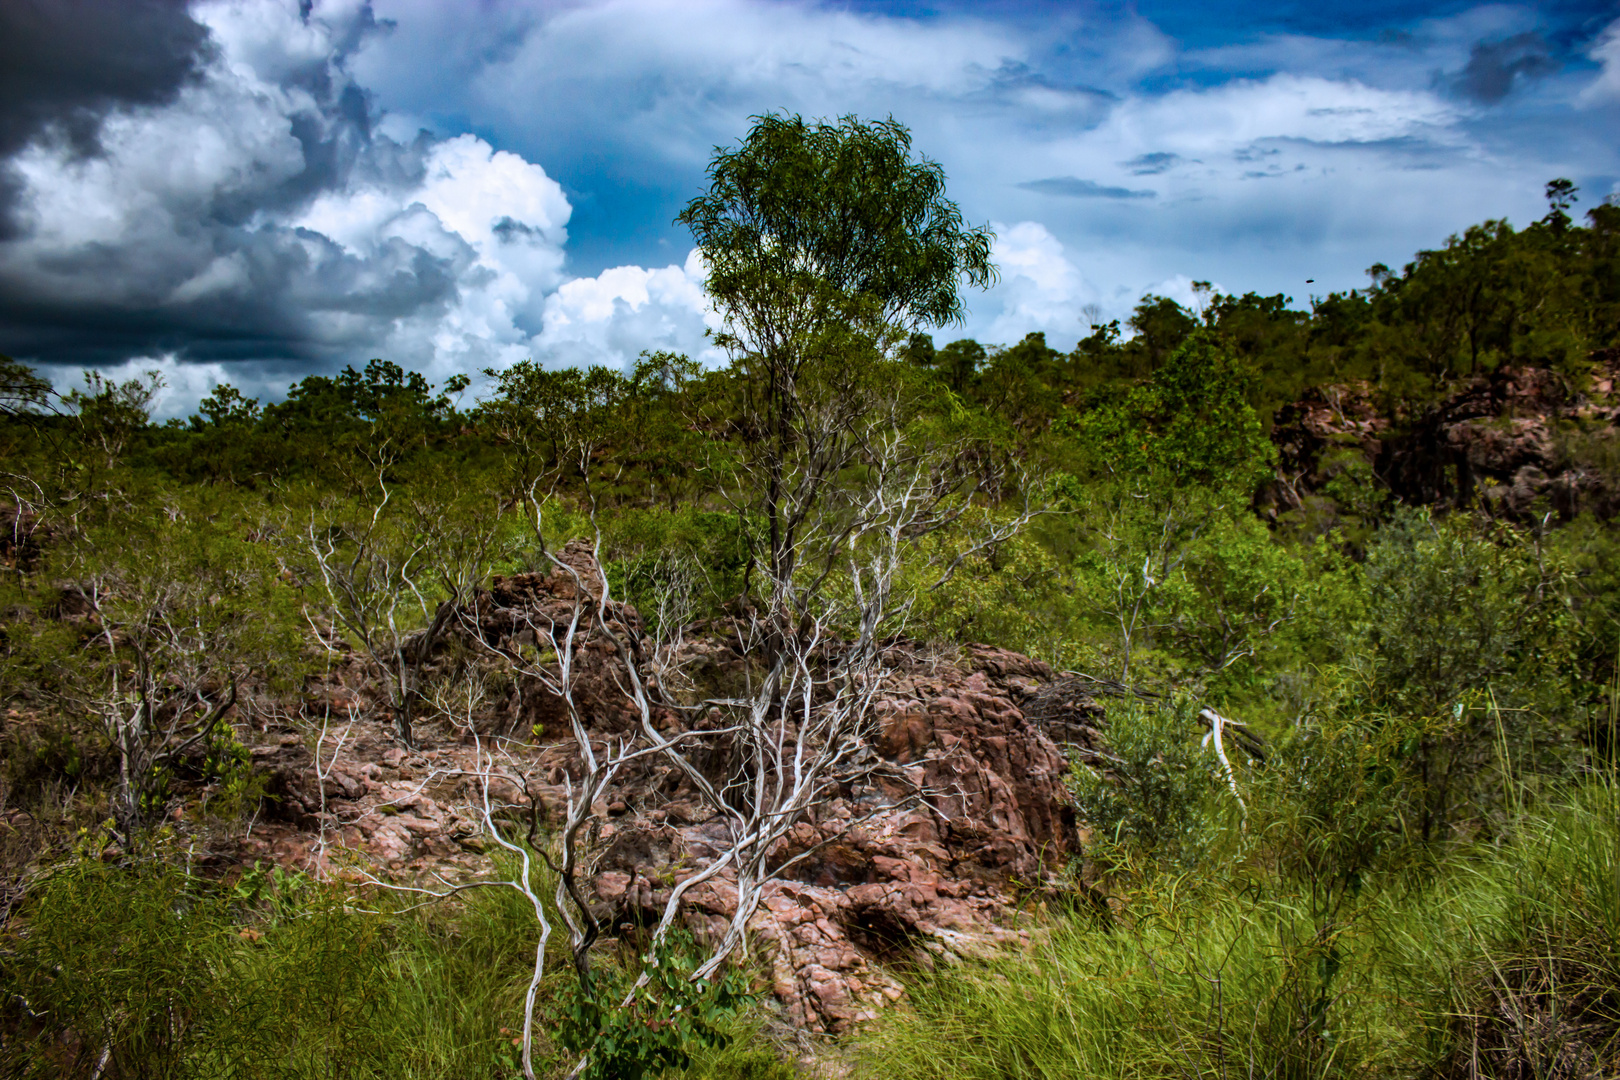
[240,545,1102,1037]
[1264,353,1620,522]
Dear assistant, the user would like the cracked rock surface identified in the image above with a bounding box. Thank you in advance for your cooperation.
[238,543,1103,1033]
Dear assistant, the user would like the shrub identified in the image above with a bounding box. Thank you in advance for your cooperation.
[555,930,757,1080]
[1352,508,1580,840]
[1069,696,1236,870]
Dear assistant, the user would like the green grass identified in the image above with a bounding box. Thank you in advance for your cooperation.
[5,703,1614,1080]
[0,853,799,1080]
[2,779,1616,1080]
[847,782,1620,1080]
[0,859,556,1078]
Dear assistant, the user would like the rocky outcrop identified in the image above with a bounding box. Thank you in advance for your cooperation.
[457,543,651,739]
[241,545,1104,1034]
[1263,350,1620,523]
[578,643,1094,1032]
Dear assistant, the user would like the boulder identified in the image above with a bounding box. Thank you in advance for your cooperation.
[1264,351,1620,523]
[244,545,1100,1034]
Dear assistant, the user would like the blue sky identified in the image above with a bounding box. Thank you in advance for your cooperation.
[0,0,1615,416]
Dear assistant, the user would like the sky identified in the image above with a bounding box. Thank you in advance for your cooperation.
[0,0,1617,418]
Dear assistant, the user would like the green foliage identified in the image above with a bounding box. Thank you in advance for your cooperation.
[195,726,264,821]
[1,171,1619,1080]
[1247,705,1418,918]
[678,112,995,335]
[1543,514,1620,764]
[853,774,1620,1080]
[0,857,570,1079]
[1160,506,1305,681]
[1357,509,1545,713]
[1435,782,1620,1079]
[600,506,751,626]
[1066,329,1274,491]
[853,892,1406,1080]
[193,383,261,428]
[8,494,304,839]
[971,332,1069,435]
[933,337,986,393]
[268,358,463,434]
[1069,696,1233,870]
[669,1019,796,1080]
[1349,508,1579,840]
[0,357,52,415]
[907,523,1077,666]
[1127,292,1198,372]
[476,353,706,510]
[1009,480,1309,694]
[555,931,756,1080]
[2,859,240,1078]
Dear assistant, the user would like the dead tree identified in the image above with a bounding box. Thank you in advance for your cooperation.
[456,489,726,983]
[300,461,505,749]
[368,533,709,1080]
[425,322,1034,1076]
[68,573,241,848]
[619,416,1034,982]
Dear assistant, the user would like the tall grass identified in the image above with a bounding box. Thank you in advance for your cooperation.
[849,781,1620,1080]
[0,858,566,1078]
[5,733,1615,1078]
[0,855,796,1079]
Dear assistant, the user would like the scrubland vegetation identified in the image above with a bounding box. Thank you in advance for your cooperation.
[2,115,1620,1077]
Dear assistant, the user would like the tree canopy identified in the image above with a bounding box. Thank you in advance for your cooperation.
[678,113,996,356]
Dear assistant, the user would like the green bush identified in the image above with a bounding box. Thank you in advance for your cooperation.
[555,931,757,1080]
[1069,696,1237,871]
[1351,508,1580,841]
[0,858,563,1079]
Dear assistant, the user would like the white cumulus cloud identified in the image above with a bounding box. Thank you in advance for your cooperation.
[0,0,718,412]
[536,249,722,371]
[976,221,1098,347]
[1581,19,1620,105]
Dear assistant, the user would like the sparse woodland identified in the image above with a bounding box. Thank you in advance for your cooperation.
[2,116,1620,1079]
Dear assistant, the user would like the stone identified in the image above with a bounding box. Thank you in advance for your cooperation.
[1263,351,1620,523]
[236,546,1100,1038]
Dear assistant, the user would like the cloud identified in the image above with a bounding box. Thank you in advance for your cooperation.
[38,352,297,423]
[0,0,718,413]
[1581,19,1620,105]
[0,0,213,234]
[1448,32,1558,103]
[1019,177,1156,199]
[1123,152,1185,175]
[290,131,573,376]
[0,0,580,394]
[1111,75,1460,154]
[976,221,1098,347]
[353,0,1040,269]
[535,249,723,371]
[1,2,405,357]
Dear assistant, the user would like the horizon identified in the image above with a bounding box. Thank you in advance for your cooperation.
[0,0,1616,419]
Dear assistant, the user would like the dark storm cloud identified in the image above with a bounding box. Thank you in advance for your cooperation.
[0,218,463,368]
[0,0,212,153]
[0,2,495,374]
[1020,177,1156,200]
[0,0,213,235]
[1449,33,1559,104]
